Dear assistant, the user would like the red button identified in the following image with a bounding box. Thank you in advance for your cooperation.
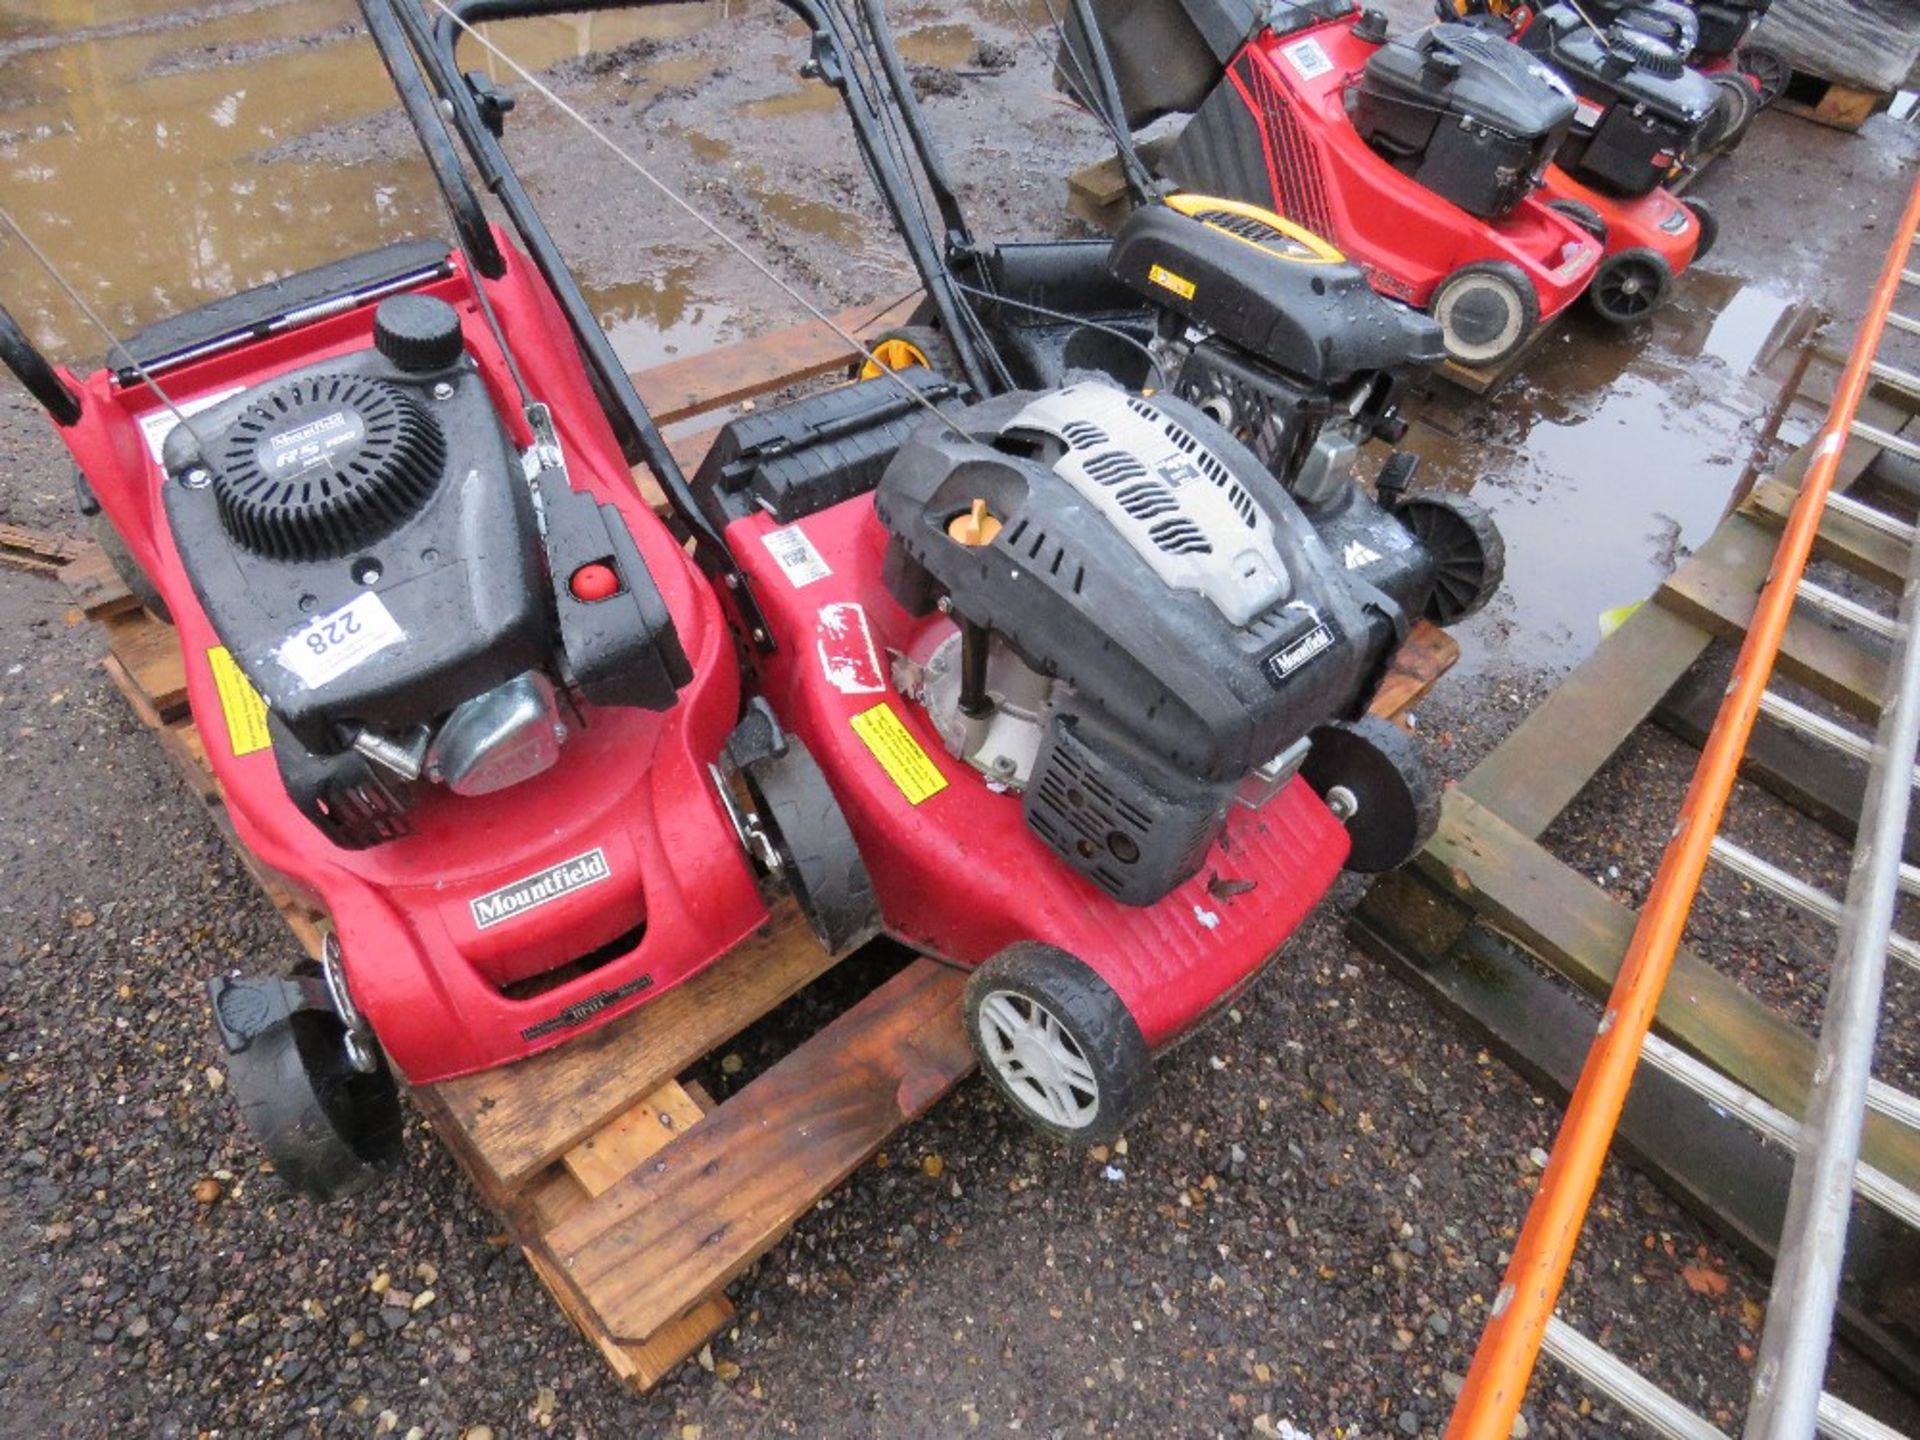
[569,563,619,602]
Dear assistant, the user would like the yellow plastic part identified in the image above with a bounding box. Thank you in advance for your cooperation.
[1162,192,1346,265]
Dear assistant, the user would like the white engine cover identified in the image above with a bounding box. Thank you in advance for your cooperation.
[1009,383,1290,627]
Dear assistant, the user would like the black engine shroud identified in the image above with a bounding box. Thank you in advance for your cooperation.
[160,295,688,847]
[875,383,1437,903]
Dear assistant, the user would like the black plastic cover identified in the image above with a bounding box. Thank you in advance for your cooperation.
[1352,23,1575,217]
[1056,0,1276,127]
[1108,204,1445,383]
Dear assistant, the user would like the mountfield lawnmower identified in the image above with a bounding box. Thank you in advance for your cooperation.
[1063,0,1604,369]
[0,0,1497,1179]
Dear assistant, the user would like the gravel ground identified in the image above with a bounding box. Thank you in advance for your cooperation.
[2,1,1919,1436]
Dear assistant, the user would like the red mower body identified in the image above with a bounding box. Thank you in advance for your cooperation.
[51,235,769,1083]
[724,497,1352,1050]
[1195,13,1600,323]
[1538,163,1700,271]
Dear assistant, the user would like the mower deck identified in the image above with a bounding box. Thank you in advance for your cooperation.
[59,301,1460,1392]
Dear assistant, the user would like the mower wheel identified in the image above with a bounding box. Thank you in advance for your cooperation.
[1300,714,1439,874]
[856,325,961,383]
[1704,72,1757,150]
[223,1003,402,1203]
[1546,198,1609,245]
[966,945,1152,1146]
[88,512,170,623]
[1430,262,1538,370]
[1588,247,1672,325]
[743,732,882,957]
[1392,491,1505,625]
[1684,197,1719,264]
[1740,47,1788,109]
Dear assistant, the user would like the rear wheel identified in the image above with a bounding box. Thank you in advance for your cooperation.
[965,945,1151,1146]
[221,1000,402,1203]
[1300,715,1439,873]
[741,732,881,957]
[1684,197,1719,264]
[855,325,960,382]
[1391,491,1505,625]
[1430,262,1538,369]
[1546,197,1609,245]
[88,511,170,623]
[1741,47,1788,108]
[1704,71,1758,149]
[1588,247,1673,325]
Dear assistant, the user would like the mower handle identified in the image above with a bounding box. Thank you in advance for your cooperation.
[0,305,83,426]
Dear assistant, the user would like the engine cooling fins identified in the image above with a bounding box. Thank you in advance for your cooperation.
[212,373,447,562]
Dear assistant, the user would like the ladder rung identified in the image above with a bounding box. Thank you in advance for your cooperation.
[1869,358,1920,400]
[1796,578,1903,640]
[1851,418,1920,464]
[1889,312,1920,338]
[1756,690,1920,789]
[1869,1075,1920,1134]
[1540,1318,1917,1440]
[1905,269,1920,286]
[1640,1034,1920,1226]
[1826,490,1916,541]
[1707,837,1920,975]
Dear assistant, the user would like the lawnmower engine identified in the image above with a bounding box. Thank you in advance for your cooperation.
[1518,4,1718,195]
[877,381,1436,905]
[156,294,686,848]
[1351,22,1577,221]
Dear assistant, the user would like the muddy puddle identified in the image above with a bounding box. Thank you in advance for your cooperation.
[1,0,1830,694]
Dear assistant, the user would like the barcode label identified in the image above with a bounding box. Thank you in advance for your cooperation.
[761,524,832,588]
[1281,37,1332,80]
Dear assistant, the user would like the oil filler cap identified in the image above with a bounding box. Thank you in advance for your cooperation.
[374,294,465,373]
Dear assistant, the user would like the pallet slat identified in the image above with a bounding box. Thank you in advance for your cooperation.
[547,958,972,1344]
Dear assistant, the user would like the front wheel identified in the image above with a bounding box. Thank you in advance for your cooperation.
[1392,491,1505,625]
[1588,247,1673,325]
[1430,262,1539,369]
[854,324,960,383]
[1300,715,1440,873]
[1684,197,1719,264]
[965,945,1151,1147]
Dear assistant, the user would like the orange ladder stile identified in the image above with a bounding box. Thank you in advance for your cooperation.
[1444,175,1920,1440]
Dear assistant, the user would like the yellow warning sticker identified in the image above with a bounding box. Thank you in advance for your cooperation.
[207,646,272,757]
[850,702,949,805]
[1147,263,1197,301]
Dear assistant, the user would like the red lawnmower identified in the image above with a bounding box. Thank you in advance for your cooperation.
[1065,0,1603,369]
[2,0,1496,1185]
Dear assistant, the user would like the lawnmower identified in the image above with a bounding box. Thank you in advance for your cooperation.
[1061,0,1604,370]
[0,0,1499,1179]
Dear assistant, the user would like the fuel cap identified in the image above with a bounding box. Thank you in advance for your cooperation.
[374,294,465,373]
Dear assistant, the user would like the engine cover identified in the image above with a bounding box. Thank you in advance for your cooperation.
[878,382,1410,903]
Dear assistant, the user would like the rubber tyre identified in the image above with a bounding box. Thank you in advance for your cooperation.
[743,734,881,957]
[224,1008,402,1203]
[1392,491,1506,625]
[1704,72,1757,150]
[1546,197,1609,245]
[1430,262,1538,370]
[1299,714,1440,874]
[1684,197,1719,264]
[1588,247,1673,325]
[88,512,170,623]
[855,325,962,383]
[1740,47,1788,109]
[965,944,1152,1147]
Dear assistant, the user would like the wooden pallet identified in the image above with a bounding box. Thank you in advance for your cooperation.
[1773,79,1890,134]
[58,305,1462,1391]
[1351,375,1920,1384]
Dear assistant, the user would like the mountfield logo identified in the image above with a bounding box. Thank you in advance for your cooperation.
[470,849,612,930]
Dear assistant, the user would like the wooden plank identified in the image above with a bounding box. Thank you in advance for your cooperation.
[1066,153,1136,233]
[57,545,138,619]
[524,1241,731,1391]
[632,297,917,427]
[1366,620,1458,724]
[0,522,83,577]
[1351,884,1920,1391]
[1742,474,1908,591]
[1409,790,1920,1194]
[563,1080,707,1199]
[548,958,973,1344]
[101,610,189,719]
[1459,600,1713,838]
[426,900,838,1192]
[1652,660,1920,865]
[1436,311,1560,397]
[1656,513,1887,723]
[1776,82,1886,133]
